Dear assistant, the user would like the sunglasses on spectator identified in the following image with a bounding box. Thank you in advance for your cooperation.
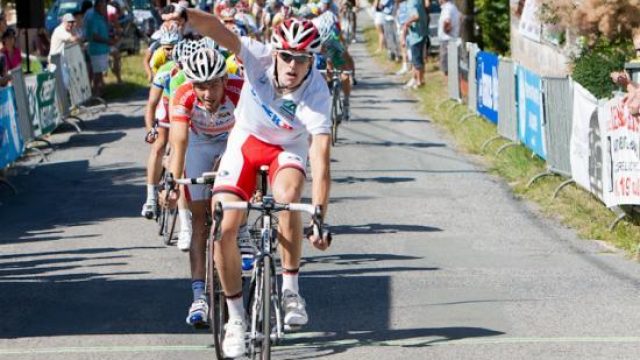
[278,51,312,64]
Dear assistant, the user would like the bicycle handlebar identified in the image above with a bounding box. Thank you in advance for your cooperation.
[213,200,332,246]
[173,172,217,185]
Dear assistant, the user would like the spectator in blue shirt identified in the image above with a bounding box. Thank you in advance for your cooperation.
[401,0,428,88]
[85,0,113,96]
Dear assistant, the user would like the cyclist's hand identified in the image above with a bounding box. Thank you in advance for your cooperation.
[305,222,332,251]
[159,188,180,209]
[162,4,187,22]
[145,129,157,144]
[611,71,630,87]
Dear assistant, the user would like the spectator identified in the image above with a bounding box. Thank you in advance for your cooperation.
[73,11,86,41]
[372,0,385,53]
[107,1,123,83]
[36,28,51,68]
[437,0,459,75]
[85,0,113,96]
[402,0,428,88]
[1,29,22,71]
[0,10,7,36]
[48,13,80,63]
[395,0,410,75]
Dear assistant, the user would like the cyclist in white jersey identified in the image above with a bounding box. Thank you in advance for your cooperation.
[168,47,246,328]
[164,7,332,358]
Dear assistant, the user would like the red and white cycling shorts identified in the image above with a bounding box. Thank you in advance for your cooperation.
[155,97,170,128]
[184,132,228,202]
[213,128,308,201]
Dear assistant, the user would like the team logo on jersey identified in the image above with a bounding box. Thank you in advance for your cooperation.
[258,74,268,85]
[250,89,293,130]
[279,100,297,120]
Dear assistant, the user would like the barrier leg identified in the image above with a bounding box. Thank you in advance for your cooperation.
[496,142,518,155]
[608,212,628,232]
[0,176,17,195]
[67,115,86,129]
[60,117,83,133]
[30,138,54,149]
[480,135,503,153]
[552,179,575,199]
[89,96,108,111]
[459,113,477,123]
[526,170,554,188]
[24,146,49,163]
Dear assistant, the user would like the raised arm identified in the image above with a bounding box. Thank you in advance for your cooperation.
[165,6,241,55]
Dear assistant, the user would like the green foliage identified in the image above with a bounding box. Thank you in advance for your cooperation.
[572,38,633,99]
[475,0,510,54]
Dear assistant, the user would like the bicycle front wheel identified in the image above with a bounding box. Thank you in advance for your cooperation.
[163,207,178,245]
[331,89,341,146]
[261,255,272,360]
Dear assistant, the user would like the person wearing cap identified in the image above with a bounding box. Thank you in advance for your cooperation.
[49,13,81,63]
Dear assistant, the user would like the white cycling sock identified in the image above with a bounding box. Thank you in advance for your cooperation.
[178,209,191,231]
[282,272,299,294]
[146,184,157,200]
[226,295,245,320]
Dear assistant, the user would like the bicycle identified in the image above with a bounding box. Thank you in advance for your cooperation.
[210,166,329,360]
[341,4,357,45]
[322,69,352,146]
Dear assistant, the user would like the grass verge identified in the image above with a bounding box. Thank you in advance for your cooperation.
[103,52,149,101]
[363,26,640,258]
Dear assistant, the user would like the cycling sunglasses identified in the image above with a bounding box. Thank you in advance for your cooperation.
[278,51,313,64]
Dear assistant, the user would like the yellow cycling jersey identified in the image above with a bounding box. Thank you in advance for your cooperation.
[150,48,168,75]
[226,54,242,77]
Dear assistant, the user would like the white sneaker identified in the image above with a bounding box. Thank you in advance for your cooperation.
[282,290,308,326]
[222,318,246,358]
[403,78,416,89]
[185,298,209,328]
[177,227,192,251]
[140,199,157,219]
[395,65,408,76]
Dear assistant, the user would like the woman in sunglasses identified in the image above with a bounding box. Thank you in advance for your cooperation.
[164,6,332,359]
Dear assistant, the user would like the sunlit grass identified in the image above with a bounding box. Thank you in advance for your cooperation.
[103,51,149,101]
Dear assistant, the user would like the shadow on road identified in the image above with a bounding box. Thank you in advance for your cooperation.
[0,160,145,245]
[342,140,446,149]
[330,223,442,235]
[332,176,415,184]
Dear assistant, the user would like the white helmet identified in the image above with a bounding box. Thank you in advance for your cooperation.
[198,36,218,50]
[271,18,322,53]
[158,23,182,45]
[312,11,337,42]
[182,48,227,83]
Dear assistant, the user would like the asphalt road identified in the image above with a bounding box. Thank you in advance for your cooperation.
[2,14,640,360]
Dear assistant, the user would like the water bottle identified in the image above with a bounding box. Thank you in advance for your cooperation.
[239,224,256,275]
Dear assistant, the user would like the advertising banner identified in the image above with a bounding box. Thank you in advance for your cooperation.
[476,51,499,124]
[570,82,607,200]
[9,68,34,144]
[62,44,92,106]
[0,86,23,169]
[516,64,546,158]
[35,71,61,135]
[600,96,640,207]
[25,75,41,138]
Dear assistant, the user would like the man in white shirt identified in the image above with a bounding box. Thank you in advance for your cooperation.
[437,0,460,75]
[164,6,332,359]
[48,13,80,62]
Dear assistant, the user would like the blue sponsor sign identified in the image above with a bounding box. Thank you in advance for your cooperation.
[0,86,23,169]
[516,65,546,159]
[476,51,499,124]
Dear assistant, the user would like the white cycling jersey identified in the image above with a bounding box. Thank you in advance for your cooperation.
[233,36,332,146]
